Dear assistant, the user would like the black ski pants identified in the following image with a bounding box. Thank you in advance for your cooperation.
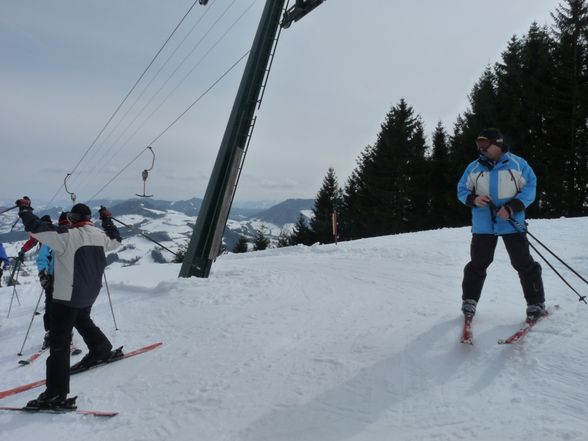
[46,302,112,396]
[42,277,54,332]
[462,233,545,305]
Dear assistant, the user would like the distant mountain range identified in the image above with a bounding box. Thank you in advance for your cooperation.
[0,198,315,249]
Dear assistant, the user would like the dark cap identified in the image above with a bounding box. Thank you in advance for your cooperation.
[70,203,92,221]
[476,128,508,151]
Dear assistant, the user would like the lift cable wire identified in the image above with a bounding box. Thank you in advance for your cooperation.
[47,0,201,206]
[73,0,220,193]
[86,49,251,202]
[75,0,252,198]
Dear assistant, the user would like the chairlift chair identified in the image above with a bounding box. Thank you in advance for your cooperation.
[136,146,155,198]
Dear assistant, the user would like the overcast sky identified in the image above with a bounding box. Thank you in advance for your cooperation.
[1,0,562,206]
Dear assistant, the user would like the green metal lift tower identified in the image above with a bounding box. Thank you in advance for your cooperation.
[179,0,325,278]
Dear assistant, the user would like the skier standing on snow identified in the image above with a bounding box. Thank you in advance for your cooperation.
[15,197,122,409]
[0,243,9,286]
[457,128,546,321]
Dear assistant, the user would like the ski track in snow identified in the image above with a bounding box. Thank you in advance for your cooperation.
[0,218,588,440]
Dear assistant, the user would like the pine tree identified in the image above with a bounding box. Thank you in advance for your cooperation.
[233,236,249,253]
[428,122,457,227]
[310,168,343,244]
[347,99,429,237]
[289,213,312,245]
[276,229,291,248]
[550,0,588,216]
[340,148,374,240]
[253,225,271,251]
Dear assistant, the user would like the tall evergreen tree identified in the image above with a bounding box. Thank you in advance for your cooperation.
[253,226,271,251]
[310,168,343,244]
[349,99,429,236]
[550,0,588,216]
[428,122,457,227]
[340,150,373,240]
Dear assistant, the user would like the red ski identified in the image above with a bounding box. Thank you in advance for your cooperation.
[498,306,557,344]
[0,342,162,400]
[460,317,473,344]
[0,405,117,417]
[497,319,542,344]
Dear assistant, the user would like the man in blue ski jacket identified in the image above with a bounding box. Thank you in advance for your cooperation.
[457,128,545,321]
[0,243,9,286]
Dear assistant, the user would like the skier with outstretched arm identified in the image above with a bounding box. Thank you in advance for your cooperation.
[15,196,122,409]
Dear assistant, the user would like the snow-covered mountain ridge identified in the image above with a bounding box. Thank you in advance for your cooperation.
[0,198,315,252]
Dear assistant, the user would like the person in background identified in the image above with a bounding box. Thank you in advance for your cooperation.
[457,128,545,321]
[0,243,9,287]
[15,197,122,410]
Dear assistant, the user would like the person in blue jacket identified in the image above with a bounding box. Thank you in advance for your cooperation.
[457,128,545,321]
[0,243,9,286]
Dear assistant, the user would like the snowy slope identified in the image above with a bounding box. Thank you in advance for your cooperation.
[1,218,588,441]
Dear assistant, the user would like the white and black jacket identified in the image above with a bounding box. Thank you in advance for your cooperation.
[19,211,121,308]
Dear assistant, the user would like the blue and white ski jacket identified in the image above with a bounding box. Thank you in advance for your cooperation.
[36,244,55,275]
[19,211,121,309]
[0,243,9,269]
[457,152,537,235]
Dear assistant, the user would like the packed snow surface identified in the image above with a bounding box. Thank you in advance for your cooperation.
[1,217,588,441]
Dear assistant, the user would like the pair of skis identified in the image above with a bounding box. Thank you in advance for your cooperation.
[0,342,162,417]
[460,306,556,345]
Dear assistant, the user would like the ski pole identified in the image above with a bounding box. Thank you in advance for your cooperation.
[110,216,179,258]
[0,205,18,215]
[17,287,44,356]
[509,217,588,287]
[6,257,21,287]
[103,273,119,330]
[506,215,587,304]
[9,217,20,231]
[7,262,22,318]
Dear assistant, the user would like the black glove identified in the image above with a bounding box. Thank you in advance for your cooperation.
[99,206,112,221]
[15,196,33,212]
[39,270,51,289]
[18,250,25,262]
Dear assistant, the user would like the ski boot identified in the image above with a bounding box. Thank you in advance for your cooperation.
[25,391,77,410]
[461,299,477,319]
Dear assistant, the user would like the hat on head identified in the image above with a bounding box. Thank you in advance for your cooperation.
[69,203,92,222]
[40,215,52,224]
[476,128,509,151]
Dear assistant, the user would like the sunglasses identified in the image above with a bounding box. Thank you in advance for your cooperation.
[475,138,493,150]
